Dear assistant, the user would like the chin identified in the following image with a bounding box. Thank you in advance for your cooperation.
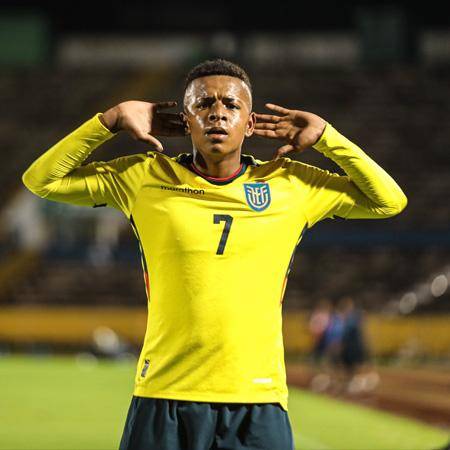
[204,143,229,154]
[210,145,227,152]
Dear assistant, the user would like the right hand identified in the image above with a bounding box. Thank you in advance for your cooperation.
[100,100,188,151]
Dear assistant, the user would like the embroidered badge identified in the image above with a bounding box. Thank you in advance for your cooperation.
[243,182,271,212]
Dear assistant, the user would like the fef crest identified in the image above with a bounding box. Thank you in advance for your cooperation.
[244,182,271,212]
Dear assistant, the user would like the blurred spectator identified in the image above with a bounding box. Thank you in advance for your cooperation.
[308,298,332,367]
[87,208,126,267]
[339,297,367,373]
[309,299,346,393]
[338,296,381,395]
[310,296,380,396]
[1,187,48,252]
[323,302,345,369]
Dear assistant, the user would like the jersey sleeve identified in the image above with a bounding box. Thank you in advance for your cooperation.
[286,123,408,229]
[22,113,152,218]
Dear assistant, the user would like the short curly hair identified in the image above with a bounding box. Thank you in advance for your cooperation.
[184,58,252,102]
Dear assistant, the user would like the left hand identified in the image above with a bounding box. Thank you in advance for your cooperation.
[254,103,327,160]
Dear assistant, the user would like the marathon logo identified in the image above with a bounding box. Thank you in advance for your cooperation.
[160,185,205,195]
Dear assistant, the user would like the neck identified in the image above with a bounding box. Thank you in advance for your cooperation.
[192,148,242,178]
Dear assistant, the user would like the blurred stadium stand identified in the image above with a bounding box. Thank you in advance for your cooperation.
[0,2,449,357]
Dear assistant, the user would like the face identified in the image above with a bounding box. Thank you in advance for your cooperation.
[182,75,256,159]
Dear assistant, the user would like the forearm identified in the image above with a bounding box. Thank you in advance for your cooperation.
[313,123,408,214]
[22,113,116,197]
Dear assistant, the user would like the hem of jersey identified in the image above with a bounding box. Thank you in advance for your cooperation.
[133,386,288,411]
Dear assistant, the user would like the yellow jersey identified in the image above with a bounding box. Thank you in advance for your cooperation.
[22,113,407,411]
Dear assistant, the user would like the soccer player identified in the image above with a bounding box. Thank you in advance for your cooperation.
[21,58,407,450]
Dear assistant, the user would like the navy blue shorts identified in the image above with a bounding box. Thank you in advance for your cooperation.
[119,395,295,450]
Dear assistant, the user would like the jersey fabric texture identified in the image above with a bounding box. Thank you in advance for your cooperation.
[22,113,407,411]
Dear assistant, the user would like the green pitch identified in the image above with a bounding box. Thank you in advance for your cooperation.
[0,355,448,450]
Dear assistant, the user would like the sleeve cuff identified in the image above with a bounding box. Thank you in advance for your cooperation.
[92,112,118,137]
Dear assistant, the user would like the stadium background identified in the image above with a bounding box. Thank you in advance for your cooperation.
[0,1,449,449]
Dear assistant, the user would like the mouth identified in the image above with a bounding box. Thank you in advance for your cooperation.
[205,127,228,139]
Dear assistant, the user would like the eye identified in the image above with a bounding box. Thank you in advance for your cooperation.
[197,100,210,109]
[227,104,239,109]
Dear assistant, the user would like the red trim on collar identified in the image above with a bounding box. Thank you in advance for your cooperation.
[190,162,244,181]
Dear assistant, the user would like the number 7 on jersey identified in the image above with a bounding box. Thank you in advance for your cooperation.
[213,214,233,255]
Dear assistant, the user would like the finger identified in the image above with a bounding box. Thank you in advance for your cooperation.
[154,101,178,110]
[146,134,164,151]
[159,118,188,129]
[272,144,294,161]
[136,130,164,151]
[252,129,278,139]
[254,122,277,130]
[163,119,186,128]
[254,113,281,123]
[156,113,186,127]
[156,112,184,120]
[157,125,188,137]
[265,103,291,115]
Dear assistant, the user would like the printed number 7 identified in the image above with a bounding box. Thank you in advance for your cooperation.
[213,214,233,255]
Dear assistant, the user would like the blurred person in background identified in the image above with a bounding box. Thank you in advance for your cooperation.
[308,297,332,367]
[87,207,126,267]
[21,57,407,450]
[339,296,380,395]
[338,296,368,393]
[309,299,348,394]
[308,298,336,393]
[1,187,49,252]
[321,300,346,393]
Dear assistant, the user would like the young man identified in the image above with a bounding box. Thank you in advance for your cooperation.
[22,58,407,450]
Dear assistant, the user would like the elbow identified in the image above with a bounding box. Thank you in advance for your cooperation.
[383,192,408,217]
[22,169,37,193]
[22,169,48,198]
[397,192,408,213]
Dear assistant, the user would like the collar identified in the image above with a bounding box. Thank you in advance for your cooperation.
[174,152,260,186]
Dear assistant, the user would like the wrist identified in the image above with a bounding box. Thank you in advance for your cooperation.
[311,120,327,145]
[100,106,121,133]
[311,122,329,149]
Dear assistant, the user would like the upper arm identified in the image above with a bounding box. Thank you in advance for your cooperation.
[286,159,403,229]
[26,153,151,217]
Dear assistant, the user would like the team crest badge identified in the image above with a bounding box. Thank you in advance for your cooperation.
[244,182,271,212]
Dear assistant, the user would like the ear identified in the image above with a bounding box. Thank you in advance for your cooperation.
[245,111,256,138]
[180,111,191,135]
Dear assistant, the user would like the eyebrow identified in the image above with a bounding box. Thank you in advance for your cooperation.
[197,96,241,103]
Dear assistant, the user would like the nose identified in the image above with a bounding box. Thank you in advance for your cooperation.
[208,104,227,123]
